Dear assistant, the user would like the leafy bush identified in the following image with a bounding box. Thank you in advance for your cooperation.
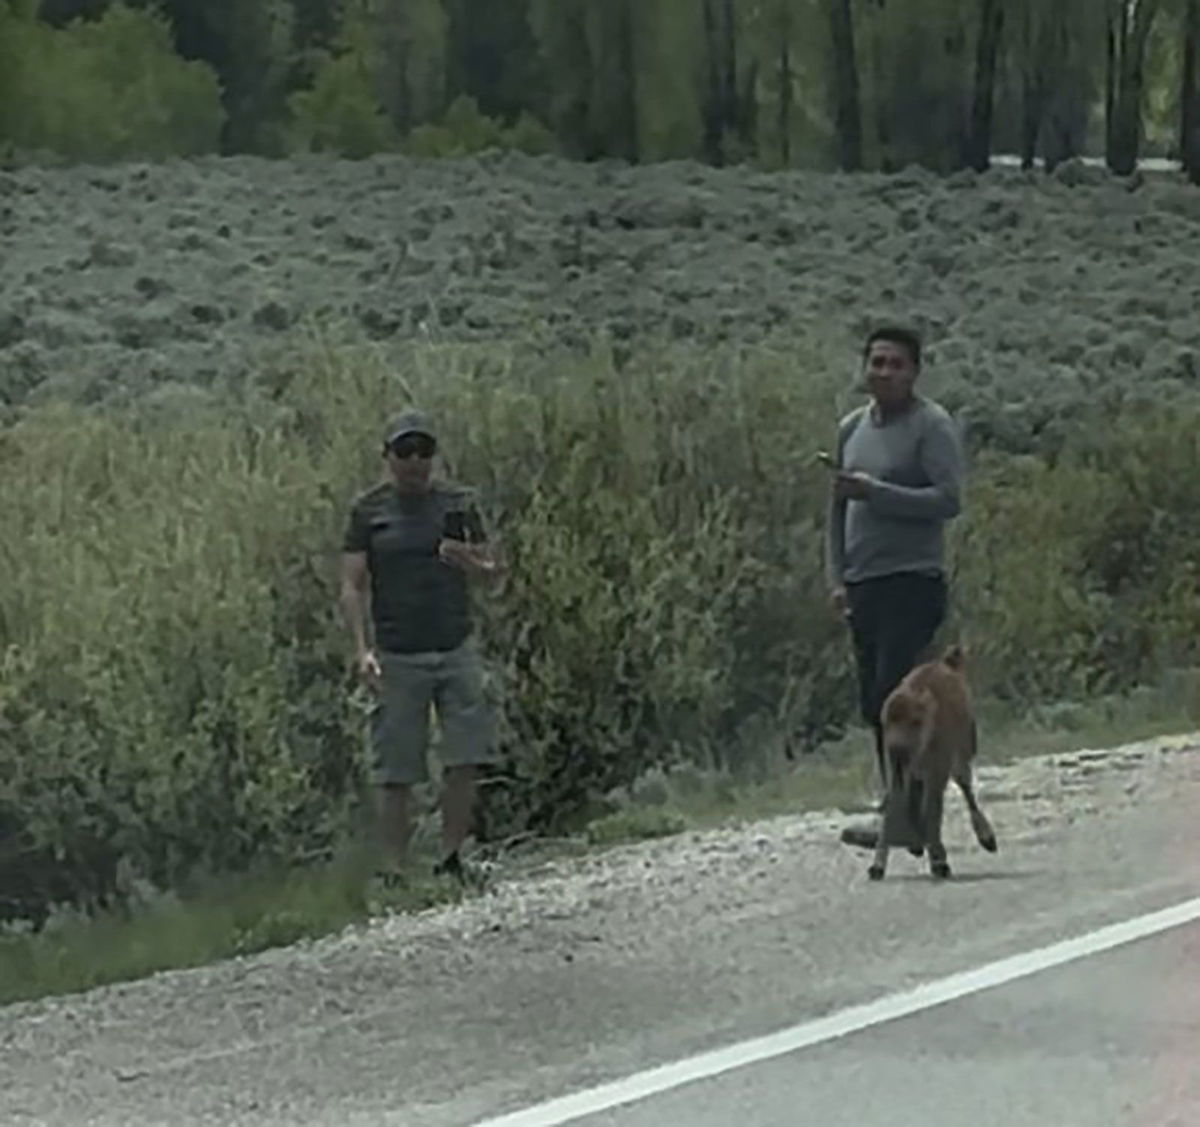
[0,402,362,923]
[3,328,1199,924]
[287,46,397,159]
[950,406,1200,701]
[286,11,553,161]
[0,3,224,162]
[406,96,557,158]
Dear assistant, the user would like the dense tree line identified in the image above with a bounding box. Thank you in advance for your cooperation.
[3,0,1198,180]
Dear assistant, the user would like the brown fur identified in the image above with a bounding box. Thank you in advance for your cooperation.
[868,644,998,881]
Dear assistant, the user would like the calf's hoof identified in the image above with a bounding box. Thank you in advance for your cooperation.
[980,833,998,853]
[867,864,885,881]
[907,844,925,857]
[930,861,952,880]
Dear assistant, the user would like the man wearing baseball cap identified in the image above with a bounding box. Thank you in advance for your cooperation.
[339,408,501,885]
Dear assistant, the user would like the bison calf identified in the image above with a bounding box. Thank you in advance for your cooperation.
[869,644,998,881]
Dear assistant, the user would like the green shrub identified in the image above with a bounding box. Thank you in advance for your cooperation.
[406,96,557,158]
[505,111,558,156]
[0,3,224,162]
[287,47,397,159]
[3,327,1199,925]
[950,407,1200,701]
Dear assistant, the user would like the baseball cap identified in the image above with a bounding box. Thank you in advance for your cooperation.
[382,408,436,448]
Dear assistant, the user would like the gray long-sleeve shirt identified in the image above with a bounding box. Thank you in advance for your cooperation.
[825,395,965,587]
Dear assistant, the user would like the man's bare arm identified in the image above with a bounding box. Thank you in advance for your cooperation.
[339,551,372,657]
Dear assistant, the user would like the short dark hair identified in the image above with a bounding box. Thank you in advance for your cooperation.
[863,326,921,368]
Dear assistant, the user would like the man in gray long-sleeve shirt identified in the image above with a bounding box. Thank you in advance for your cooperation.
[825,326,966,851]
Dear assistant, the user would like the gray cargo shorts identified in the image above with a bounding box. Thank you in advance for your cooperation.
[368,640,497,786]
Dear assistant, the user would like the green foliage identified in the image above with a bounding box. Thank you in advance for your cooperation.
[219,0,298,155]
[737,0,835,170]
[288,41,397,157]
[5,328,1200,926]
[289,0,553,160]
[952,407,1200,701]
[852,0,974,171]
[505,110,558,155]
[405,95,556,157]
[629,0,707,162]
[525,0,598,157]
[441,0,546,124]
[355,0,449,133]
[0,843,463,1005]
[2,0,1193,169]
[0,3,224,161]
[0,400,362,923]
[994,0,1106,166]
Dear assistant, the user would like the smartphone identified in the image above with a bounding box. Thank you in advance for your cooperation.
[442,510,467,541]
[814,450,836,470]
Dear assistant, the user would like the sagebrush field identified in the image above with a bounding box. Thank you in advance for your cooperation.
[3,152,1199,449]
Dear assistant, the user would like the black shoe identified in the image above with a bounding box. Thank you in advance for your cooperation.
[433,849,492,891]
[839,817,925,854]
[432,850,465,882]
[840,820,880,850]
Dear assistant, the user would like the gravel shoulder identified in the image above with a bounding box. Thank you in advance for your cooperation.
[3,732,1200,1126]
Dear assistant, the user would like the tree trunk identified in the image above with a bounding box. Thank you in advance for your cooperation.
[443,0,540,123]
[391,37,413,137]
[1020,72,1042,169]
[1041,10,1083,172]
[701,0,724,164]
[618,0,638,161]
[699,0,744,164]
[966,0,1005,171]
[1107,0,1162,176]
[1019,6,1045,171]
[826,0,862,170]
[1184,0,1199,184]
[721,0,740,158]
[739,58,759,153]
[567,7,596,160]
[1104,3,1118,157]
[778,35,792,166]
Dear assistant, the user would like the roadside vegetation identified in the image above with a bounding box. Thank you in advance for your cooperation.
[3,328,1199,1006]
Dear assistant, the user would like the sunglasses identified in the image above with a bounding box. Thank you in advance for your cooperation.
[388,434,436,460]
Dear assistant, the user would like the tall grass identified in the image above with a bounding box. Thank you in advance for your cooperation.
[2,324,1199,926]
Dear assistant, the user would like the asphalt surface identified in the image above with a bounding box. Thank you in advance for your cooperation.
[2,737,1199,1127]
[567,920,1200,1127]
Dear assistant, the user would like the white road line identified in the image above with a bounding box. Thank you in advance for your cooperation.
[472,895,1200,1127]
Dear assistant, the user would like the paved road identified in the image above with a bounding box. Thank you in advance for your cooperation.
[2,738,1199,1127]
[990,153,1181,173]
[550,919,1200,1127]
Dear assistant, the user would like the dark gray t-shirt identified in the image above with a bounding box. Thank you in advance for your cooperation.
[826,396,965,586]
[343,480,488,654]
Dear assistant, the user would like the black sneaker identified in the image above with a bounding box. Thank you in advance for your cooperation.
[839,818,926,856]
[432,850,466,883]
[840,820,880,850]
[433,850,493,891]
